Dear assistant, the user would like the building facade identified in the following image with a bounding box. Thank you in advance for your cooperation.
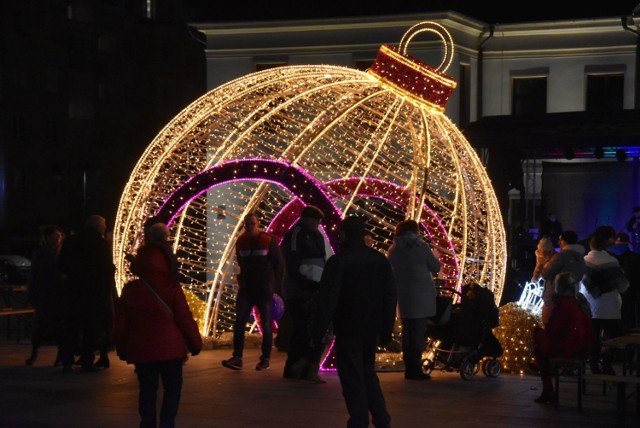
[194,11,640,292]
[0,0,205,250]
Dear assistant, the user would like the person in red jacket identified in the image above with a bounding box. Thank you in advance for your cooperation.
[113,223,203,428]
[532,272,594,404]
[222,212,284,371]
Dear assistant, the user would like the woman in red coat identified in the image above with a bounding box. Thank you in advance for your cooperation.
[533,272,594,404]
[113,223,202,428]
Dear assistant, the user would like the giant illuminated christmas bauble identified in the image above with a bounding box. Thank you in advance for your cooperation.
[113,22,507,338]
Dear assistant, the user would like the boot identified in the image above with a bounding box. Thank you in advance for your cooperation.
[290,358,309,379]
[304,362,326,384]
[405,370,430,380]
[53,349,63,367]
[25,348,38,366]
[95,353,110,369]
[534,392,554,404]
[534,377,555,404]
[601,352,615,375]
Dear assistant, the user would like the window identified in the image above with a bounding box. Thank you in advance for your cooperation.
[12,8,24,34]
[46,67,59,93]
[67,4,93,22]
[68,98,94,120]
[144,0,155,19]
[354,59,374,72]
[586,74,623,112]
[46,117,59,145]
[512,77,547,115]
[255,63,287,72]
[458,64,471,128]
[12,116,27,141]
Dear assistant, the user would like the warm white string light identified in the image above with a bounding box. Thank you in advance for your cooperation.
[113,23,507,339]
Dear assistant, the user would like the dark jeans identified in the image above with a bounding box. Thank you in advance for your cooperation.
[590,318,623,371]
[30,307,56,351]
[59,307,98,368]
[284,297,309,372]
[233,289,273,362]
[621,291,638,332]
[335,334,391,428]
[274,305,292,352]
[135,358,184,428]
[401,317,428,375]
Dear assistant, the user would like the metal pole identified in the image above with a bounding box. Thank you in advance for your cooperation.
[83,169,87,220]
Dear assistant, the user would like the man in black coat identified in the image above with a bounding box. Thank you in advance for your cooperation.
[280,205,327,380]
[58,215,115,372]
[309,216,397,428]
[607,232,640,331]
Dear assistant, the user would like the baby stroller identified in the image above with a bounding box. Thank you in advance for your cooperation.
[422,283,504,380]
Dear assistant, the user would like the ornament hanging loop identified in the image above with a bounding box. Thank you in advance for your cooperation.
[399,21,454,74]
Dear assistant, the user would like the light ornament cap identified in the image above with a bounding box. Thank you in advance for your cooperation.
[369,21,457,112]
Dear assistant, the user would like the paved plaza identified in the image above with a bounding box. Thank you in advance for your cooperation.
[0,340,635,427]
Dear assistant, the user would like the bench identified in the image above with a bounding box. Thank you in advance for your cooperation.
[550,357,588,410]
[583,373,640,428]
[0,307,35,343]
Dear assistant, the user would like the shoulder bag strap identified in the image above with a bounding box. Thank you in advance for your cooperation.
[141,278,174,318]
[140,278,194,354]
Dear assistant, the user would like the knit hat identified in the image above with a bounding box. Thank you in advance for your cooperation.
[148,223,170,243]
[300,205,324,219]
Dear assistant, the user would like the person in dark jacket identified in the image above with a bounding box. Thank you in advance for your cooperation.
[222,212,284,371]
[57,214,115,372]
[280,205,328,381]
[540,212,563,249]
[387,219,441,380]
[607,232,640,332]
[309,216,397,428]
[114,229,203,428]
[25,224,65,366]
[626,206,640,253]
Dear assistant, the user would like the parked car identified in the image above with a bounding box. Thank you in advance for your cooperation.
[0,255,31,285]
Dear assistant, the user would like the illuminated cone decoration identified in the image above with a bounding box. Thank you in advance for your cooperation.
[113,22,507,339]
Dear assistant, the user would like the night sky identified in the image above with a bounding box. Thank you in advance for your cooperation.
[183,1,640,24]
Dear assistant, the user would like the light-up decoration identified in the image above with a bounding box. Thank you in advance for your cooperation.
[493,302,540,374]
[230,173,460,286]
[516,279,544,315]
[156,158,343,249]
[493,278,545,374]
[184,288,206,332]
[112,22,507,343]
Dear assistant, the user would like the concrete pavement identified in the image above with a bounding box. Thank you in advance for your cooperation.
[0,341,635,427]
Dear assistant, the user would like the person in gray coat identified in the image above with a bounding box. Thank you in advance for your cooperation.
[539,230,587,326]
[387,219,441,380]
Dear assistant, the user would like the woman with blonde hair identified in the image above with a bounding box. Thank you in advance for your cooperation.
[533,272,593,404]
[531,236,555,282]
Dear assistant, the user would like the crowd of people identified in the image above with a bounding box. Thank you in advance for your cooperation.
[217,207,448,427]
[220,207,400,426]
[22,204,640,426]
[24,215,203,427]
[530,211,640,405]
[26,215,116,372]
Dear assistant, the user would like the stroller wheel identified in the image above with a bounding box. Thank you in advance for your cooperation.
[459,361,477,380]
[481,359,490,376]
[422,358,435,375]
[482,359,501,377]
